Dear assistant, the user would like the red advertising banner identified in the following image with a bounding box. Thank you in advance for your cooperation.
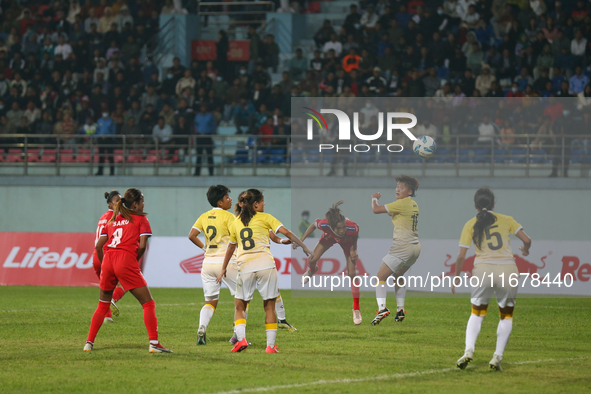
[192,40,250,62]
[0,232,98,286]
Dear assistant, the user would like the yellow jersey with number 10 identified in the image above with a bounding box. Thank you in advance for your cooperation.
[459,212,523,265]
[229,212,283,274]
[385,197,419,245]
[192,208,236,258]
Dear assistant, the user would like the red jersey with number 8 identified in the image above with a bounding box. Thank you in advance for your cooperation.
[100,213,152,258]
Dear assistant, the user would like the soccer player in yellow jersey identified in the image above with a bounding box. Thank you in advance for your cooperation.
[189,186,298,346]
[453,187,531,372]
[217,189,312,353]
[189,185,238,345]
[370,175,421,325]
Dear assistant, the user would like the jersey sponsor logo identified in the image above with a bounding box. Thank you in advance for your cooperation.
[180,254,205,273]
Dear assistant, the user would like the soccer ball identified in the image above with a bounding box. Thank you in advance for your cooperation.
[412,136,437,159]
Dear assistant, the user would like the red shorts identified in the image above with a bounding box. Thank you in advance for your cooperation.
[100,250,147,291]
[319,234,355,257]
[92,252,101,279]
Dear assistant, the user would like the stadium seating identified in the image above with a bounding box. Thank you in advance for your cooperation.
[40,149,57,163]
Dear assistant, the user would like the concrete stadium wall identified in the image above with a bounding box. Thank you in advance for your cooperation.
[1,177,589,242]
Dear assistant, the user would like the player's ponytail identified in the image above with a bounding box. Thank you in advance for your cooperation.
[110,188,147,223]
[473,187,496,250]
[234,191,246,216]
[104,190,120,204]
[238,189,263,226]
[326,200,345,229]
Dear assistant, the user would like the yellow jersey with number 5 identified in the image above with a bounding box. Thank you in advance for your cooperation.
[459,212,523,265]
[229,212,283,274]
[192,208,236,258]
[385,197,419,245]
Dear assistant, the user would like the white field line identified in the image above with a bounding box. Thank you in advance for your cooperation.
[209,356,590,394]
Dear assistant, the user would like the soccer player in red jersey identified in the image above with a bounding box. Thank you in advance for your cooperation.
[298,201,362,325]
[92,190,126,322]
[84,188,172,353]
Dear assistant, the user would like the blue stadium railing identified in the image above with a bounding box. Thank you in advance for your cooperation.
[0,134,588,177]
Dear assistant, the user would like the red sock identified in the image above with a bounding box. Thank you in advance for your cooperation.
[87,300,111,343]
[113,287,125,302]
[352,284,360,310]
[105,308,112,318]
[142,300,158,341]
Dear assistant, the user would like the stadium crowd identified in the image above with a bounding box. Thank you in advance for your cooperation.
[0,0,589,176]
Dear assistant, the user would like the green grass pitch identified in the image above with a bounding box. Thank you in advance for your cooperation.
[1,286,590,393]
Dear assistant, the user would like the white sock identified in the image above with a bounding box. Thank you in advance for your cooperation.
[494,318,513,360]
[275,293,286,320]
[199,304,215,329]
[466,314,485,352]
[376,281,387,310]
[395,285,406,311]
[235,321,246,341]
[266,324,277,347]
[150,340,159,345]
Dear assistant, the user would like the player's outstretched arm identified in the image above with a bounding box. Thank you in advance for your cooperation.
[278,226,312,256]
[516,229,531,256]
[269,229,291,245]
[217,243,237,283]
[452,247,468,294]
[371,192,388,214]
[188,228,205,250]
[292,223,316,249]
[137,235,149,261]
[95,235,108,263]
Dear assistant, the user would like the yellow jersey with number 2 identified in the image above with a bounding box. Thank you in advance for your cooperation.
[385,197,419,245]
[192,208,236,259]
[229,212,283,274]
[459,212,523,265]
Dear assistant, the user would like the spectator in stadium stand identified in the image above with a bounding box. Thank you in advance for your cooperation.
[360,4,379,32]
[474,65,495,96]
[323,33,343,58]
[314,19,336,49]
[173,115,191,146]
[152,116,173,146]
[262,34,279,73]
[176,69,196,97]
[233,96,256,134]
[194,103,216,176]
[259,116,274,145]
[289,48,308,82]
[343,4,362,39]
[95,111,116,176]
[569,66,589,95]
[216,30,229,82]
[342,48,361,73]
[366,67,387,95]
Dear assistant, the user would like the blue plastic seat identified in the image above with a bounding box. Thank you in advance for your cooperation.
[233,149,250,163]
[472,148,489,163]
[570,149,585,164]
[493,148,506,163]
[510,148,527,163]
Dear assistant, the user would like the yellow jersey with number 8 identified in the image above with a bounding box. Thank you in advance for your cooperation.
[229,212,283,274]
[192,208,236,258]
[385,197,419,245]
[459,212,523,265]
